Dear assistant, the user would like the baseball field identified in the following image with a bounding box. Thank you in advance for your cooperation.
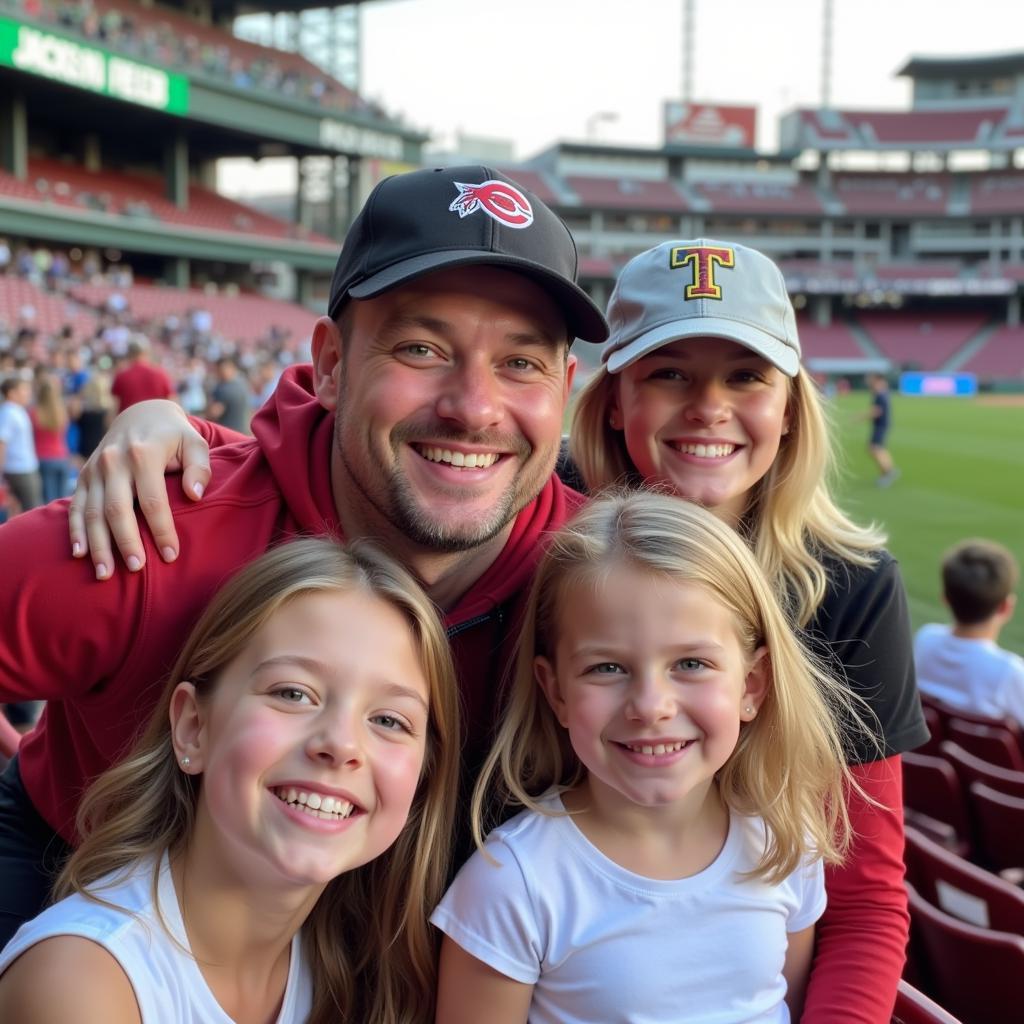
[831,392,1024,656]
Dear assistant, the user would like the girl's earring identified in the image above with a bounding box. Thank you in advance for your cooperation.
[179,755,191,770]
[744,705,754,716]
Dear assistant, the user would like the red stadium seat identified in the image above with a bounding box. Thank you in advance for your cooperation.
[969,782,1024,874]
[904,809,961,853]
[907,882,1024,1024]
[945,719,1024,772]
[939,741,1024,800]
[902,751,973,858]
[891,979,962,1024]
[917,703,944,757]
[904,825,1024,932]
[921,694,1024,748]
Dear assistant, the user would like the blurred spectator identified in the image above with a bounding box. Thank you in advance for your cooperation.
[62,347,91,398]
[915,539,1024,726]
[189,305,213,339]
[111,336,174,411]
[74,370,115,461]
[178,354,209,416]
[30,372,72,503]
[252,359,283,411]
[0,376,42,514]
[208,356,251,434]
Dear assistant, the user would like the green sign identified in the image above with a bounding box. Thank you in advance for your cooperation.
[0,17,189,114]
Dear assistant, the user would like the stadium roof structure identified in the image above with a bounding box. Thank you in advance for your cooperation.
[897,51,1024,80]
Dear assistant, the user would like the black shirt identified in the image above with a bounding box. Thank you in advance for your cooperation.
[803,550,929,763]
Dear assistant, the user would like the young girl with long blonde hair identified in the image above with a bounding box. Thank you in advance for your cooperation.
[433,492,875,1023]
[0,537,459,1024]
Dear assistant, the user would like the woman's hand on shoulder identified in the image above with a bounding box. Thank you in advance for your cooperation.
[0,935,141,1023]
[68,399,211,580]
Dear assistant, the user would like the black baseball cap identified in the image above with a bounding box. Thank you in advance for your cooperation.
[326,165,609,344]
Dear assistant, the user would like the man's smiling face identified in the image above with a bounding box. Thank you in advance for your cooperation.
[325,265,575,553]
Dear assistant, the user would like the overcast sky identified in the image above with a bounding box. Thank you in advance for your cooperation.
[358,0,1022,156]
[224,0,1022,194]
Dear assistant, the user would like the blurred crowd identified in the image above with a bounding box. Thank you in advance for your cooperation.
[11,0,393,120]
[0,240,307,523]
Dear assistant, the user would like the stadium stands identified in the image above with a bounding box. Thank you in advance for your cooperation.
[0,159,338,247]
[23,0,386,118]
[496,167,561,205]
[565,176,690,212]
[690,179,825,215]
[67,282,318,351]
[795,317,867,360]
[0,275,97,343]
[969,173,1024,215]
[833,174,952,216]
[960,326,1024,378]
[787,106,1014,149]
[853,311,990,370]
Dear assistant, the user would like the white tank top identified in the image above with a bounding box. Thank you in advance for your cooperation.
[0,852,313,1023]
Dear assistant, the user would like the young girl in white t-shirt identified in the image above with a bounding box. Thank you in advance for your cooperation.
[432,493,874,1024]
[0,537,459,1024]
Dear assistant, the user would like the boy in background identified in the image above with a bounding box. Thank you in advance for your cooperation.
[915,539,1024,726]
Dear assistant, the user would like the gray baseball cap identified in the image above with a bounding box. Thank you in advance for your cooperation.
[602,239,801,377]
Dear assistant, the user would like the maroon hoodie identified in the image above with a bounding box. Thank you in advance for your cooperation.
[0,364,584,840]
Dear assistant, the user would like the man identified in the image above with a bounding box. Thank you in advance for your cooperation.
[0,377,42,515]
[110,336,174,411]
[0,166,608,943]
[207,356,251,434]
[864,372,900,487]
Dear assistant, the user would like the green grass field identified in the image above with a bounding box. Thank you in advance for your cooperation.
[830,393,1024,656]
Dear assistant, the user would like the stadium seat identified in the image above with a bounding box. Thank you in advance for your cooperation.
[969,782,1024,874]
[891,979,962,1024]
[939,740,1024,800]
[904,824,1024,932]
[902,751,974,858]
[917,703,945,757]
[945,719,1024,772]
[904,809,962,853]
[907,882,1024,1024]
[921,694,1024,748]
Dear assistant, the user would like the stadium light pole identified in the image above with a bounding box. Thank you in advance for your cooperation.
[821,0,834,109]
[681,0,695,101]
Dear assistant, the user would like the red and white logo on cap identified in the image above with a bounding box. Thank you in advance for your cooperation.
[449,180,534,229]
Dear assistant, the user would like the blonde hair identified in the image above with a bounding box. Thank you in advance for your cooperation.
[57,537,460,1024]
[78,371,113,412]
[570,364,884,626]
[33,373,68,432]
[474,492,877,884]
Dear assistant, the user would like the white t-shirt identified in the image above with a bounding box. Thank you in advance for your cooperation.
[0,400,38,473]
[432,794,825,1024]
[915,622,1024,726]
[0,853,312,1024]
